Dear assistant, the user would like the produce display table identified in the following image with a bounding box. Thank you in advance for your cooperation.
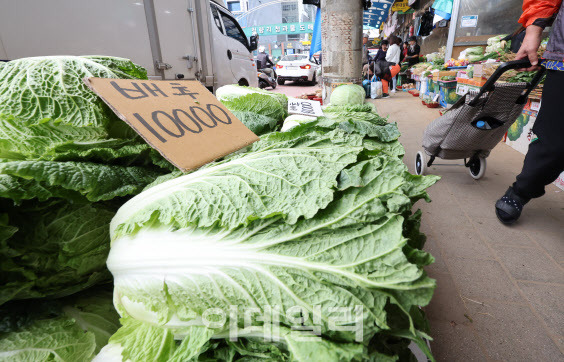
[437,80,460,108]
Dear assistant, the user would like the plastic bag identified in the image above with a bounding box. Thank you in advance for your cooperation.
[419,80,428,96]
[371,79,383,99]
[362,79,371,98]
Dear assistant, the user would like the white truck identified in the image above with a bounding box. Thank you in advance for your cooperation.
[0,0,259,91]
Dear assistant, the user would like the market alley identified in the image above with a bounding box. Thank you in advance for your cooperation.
[371,91,564,361]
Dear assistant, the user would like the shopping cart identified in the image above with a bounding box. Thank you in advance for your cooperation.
[414,59,545,179]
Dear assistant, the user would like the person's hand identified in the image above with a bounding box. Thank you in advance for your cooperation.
[515,25,543,71]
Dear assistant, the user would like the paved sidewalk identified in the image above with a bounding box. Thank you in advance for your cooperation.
[270,81,320,98]
[371,92,564,361]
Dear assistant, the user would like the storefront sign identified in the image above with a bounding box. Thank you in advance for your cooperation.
[461,15,478,28]
[391,0,411,13]
[244,22,314,37]
[85,78,259,171]
[363,2,391,28]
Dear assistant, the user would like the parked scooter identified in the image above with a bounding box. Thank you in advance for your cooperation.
[257,68,277,89]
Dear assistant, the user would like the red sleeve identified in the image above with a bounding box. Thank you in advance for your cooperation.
[519,0,562,27]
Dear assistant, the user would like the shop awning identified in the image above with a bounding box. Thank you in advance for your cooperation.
[363,0,393,30]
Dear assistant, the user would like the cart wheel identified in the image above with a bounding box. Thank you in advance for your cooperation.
[468,157,487,180]
[415,151,426,175]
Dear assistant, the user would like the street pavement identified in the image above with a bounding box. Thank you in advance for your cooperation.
[269,80,320,99]
[372,91,564,361]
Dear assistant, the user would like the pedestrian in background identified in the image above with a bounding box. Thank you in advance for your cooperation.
[362,33,370,68]
[405,36,420,66]
[401,41,409,62]
[364,40,388,76]
[373,36,400,99]
[374,40,389,61]
[372,40,390,61]
[495,0,564,224]
[386,36,402,93]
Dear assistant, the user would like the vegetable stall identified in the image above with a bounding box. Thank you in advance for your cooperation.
[0,57,439,361]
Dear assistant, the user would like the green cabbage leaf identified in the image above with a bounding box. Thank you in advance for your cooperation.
[0,56,147,128]
[0,287,119,361]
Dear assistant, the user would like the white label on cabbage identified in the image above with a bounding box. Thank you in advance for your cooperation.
[288,99,323,117]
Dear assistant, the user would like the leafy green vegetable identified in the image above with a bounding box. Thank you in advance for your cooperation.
[221,93,286,123]
[506,70,543,84]
[467,54,484,63]
[0,56,170,307]
[0,286,119,360]
[100,112,438,361]
[216,85,289,118]
[228,111,278,135]
[318,109,399,143]
[0,161,163,204]
[0,114,163,165]
[0,201,117,305]
[323,104,376,113]
[322,110,387,125]
[329,84,366,106]
[464,46,484,56]
[110,130,362,236]
[281,114,317,132]
[0,56,147,129]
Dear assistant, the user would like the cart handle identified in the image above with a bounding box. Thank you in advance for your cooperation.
[468,59,546,107]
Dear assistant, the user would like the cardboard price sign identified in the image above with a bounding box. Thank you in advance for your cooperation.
[84,78,259,171]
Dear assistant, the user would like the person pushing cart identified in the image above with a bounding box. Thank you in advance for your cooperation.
[415,0,564,226]
[495,0,564,224]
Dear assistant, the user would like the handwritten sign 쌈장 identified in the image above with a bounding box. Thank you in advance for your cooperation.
[288,99,323,117]
[84,78,259,171]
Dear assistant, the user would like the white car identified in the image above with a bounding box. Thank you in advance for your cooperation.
[275,54,320,85]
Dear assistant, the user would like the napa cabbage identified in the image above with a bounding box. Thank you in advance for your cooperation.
[216,85,289,119]
[0,56,171,306]
[100,119,438,361]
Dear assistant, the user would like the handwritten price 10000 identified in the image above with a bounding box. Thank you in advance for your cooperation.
[109,80,233,143]
[133,105,232,143]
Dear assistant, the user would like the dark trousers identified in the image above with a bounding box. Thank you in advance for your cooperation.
[513,70,564,199]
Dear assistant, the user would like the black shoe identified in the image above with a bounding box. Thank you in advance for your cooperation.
[495,187,530,225]
[382,93,390,99]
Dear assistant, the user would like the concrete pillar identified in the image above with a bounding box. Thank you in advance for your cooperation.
[320,0,364,104]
